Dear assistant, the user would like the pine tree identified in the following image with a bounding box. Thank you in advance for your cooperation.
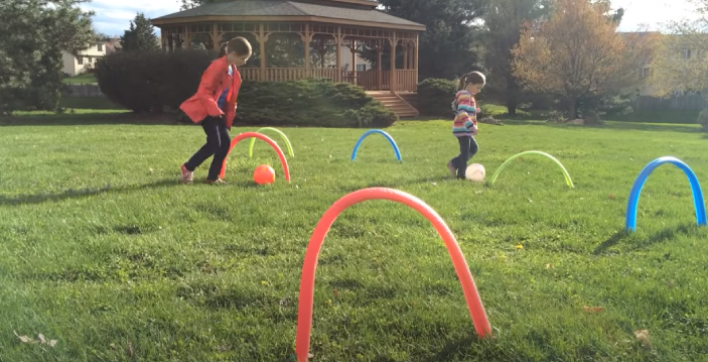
[120,13,159,52]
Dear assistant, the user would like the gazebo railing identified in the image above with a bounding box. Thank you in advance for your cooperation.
[239,68,416,92]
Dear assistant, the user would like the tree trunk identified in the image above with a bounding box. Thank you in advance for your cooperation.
[506,99,517,116]
[506,76,519,116]
[569,98,580,119]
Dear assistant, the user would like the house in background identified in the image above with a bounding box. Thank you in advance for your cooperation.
[62,38,121,76]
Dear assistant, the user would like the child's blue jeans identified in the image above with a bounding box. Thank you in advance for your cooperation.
[451,135,478,178]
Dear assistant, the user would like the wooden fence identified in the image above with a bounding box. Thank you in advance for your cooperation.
[635,95,708,111]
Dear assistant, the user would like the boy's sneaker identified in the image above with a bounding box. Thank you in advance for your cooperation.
[447,162,456,178]
[180,164,194,183]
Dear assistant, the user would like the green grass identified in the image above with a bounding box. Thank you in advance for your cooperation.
[612,110,701,124]
[58,96,123,110]
[2,115,708,361]
[63,73,97,85]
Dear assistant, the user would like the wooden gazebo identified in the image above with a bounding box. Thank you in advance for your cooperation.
[151,0,425,99]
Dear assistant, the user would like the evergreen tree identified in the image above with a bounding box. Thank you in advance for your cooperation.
[120,12,159,51]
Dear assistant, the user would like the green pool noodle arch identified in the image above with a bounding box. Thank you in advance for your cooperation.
[488,151,574,188]
[248,127,294,158]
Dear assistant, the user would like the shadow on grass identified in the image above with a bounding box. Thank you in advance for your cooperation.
[0,179,181,206]
[335,174,462,194]
[593,230,630,255]
[487,118,703,134]
[594,224,695,255]
[0,112,188,126]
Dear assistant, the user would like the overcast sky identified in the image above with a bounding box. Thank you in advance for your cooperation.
[86,0,699,36]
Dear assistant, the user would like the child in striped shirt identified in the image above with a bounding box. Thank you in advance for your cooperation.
[447,71,486,179]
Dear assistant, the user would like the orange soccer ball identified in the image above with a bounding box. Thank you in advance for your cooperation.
[253,165,276,185]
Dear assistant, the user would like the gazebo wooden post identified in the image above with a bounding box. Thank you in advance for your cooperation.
[257,24,269,81]
[302,24,312,77]
[350,40,357,85]
[403,41,408,70]
[211,23,220,50]
[160,31,166,51]
[167,33,174,52]
[336,26,342,82]
[376,40,382,90]
[185,25,192,50]
[389,33,397,93]
[415,34,419,86]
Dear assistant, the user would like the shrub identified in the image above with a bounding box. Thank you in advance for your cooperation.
[697,108,708,132]
[236,79,396,128]
[95,50,396,127]
[417,78,458,117]
[95,50,214,113]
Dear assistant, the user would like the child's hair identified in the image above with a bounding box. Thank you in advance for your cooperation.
[218,37,253,57]
[458,71,486,91]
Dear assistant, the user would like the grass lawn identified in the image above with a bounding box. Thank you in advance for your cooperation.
[2,114,708,361]
[63,73,97,85]
[58,96,123,111]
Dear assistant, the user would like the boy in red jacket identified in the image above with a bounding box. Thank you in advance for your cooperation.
[180,37,252,184]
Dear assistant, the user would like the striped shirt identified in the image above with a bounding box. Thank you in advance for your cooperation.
[451,90,477,137]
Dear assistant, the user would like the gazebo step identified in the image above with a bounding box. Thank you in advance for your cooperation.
[367,91,419,118]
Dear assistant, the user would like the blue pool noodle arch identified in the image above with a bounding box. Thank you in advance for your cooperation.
[350,129,402,162]
[625,156,707,231]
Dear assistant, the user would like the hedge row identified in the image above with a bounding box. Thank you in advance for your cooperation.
[94,50,396,128]
[416,78,458,117]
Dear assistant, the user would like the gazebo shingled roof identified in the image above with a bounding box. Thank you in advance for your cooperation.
[153,0,424,30]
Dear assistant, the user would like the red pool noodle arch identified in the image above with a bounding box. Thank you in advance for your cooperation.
[219,132,290,182]
[295,187,491,362]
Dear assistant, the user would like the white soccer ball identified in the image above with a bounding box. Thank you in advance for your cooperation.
[465,163,486,182]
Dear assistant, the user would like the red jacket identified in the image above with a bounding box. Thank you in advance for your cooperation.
[180,56,242,129]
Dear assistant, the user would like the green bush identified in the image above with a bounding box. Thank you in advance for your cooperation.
[417,78,458,117]
[235,79,395,128]
[95,50,214,113]
[95,50,395,127]
[697,109,708,131]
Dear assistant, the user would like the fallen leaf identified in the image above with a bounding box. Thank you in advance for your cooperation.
[515,243,524,250]
[609,194,615,200]
[47,339,57,347]
[333,289,340,298]
[583,306,604,313]
[14,331,34,343]
[634,329,651,348]
[38,334,46,343]
[545,263,553,269]
[126,342,135,358]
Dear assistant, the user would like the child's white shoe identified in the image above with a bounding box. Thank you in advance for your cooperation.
[181,164,194,183]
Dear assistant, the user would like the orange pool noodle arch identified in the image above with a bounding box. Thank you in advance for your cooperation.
[295,187,491,362]
[219,132,290,182]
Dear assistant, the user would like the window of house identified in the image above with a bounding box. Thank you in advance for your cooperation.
[640,67,651,78]
[682,49,692,59]
[77,56,83,65]
[97,43,103,52]
[356,64,366,71]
